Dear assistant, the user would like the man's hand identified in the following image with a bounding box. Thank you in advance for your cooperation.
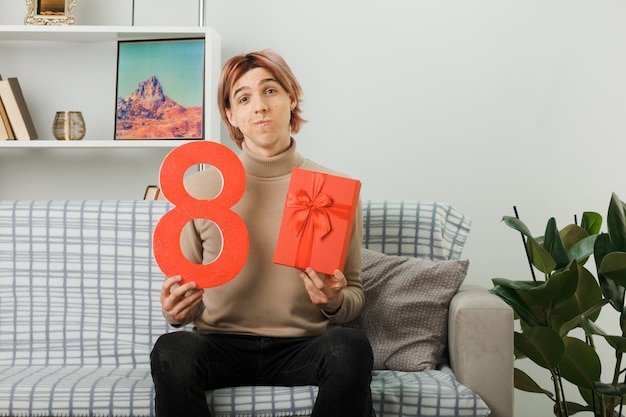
[298,268,346,315]
[160,276,204,326]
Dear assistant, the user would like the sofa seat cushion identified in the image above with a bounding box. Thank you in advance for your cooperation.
[206,366,489,417]
[0,363,489,417]
[207,385,317,417]
[0,365,155,417]
[371,367,490,417]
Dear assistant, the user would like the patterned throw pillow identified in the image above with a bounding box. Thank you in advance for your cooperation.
[346,248,469,371]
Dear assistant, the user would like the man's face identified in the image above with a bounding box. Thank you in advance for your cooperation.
[226,67,295,157]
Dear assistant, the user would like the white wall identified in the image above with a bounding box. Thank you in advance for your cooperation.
[3,1,626,415]
[205,4,626,414]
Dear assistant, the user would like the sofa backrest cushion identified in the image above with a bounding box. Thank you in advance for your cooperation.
[362,200,471,260]
[0,199,470,371]
[0,200,172,367]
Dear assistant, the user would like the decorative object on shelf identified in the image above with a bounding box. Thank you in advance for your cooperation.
[25,0,77,26]
[115,38,205,140]
[53,111,85,140]
[143,185,160,200]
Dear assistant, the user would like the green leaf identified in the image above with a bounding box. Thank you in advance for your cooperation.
[580,316,607,336]
[577,387,595,411]
[557,401,592,415]
[594,233,625,312]
[560,224,590,251]
[581,316,626,353]
[502,216,534,239]
[558,336,601,390]
[581,211,602,236]
[566,234,597,266]
[514,327,564,370]
[593,381,626,397]
[600,252,626,288]
[501,215,558,273]
[527,261,578,311]
[513,367,554,397]
[491,278,535,292]
[528,237,557,274]
[607,192,626,252]
[490,284,544,327]
[543,218,570,269]
[558,299,608,338]
[595,232,617,268]
[552,266,604,336]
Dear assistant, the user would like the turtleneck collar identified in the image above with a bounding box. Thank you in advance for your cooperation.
[239,138,305,178]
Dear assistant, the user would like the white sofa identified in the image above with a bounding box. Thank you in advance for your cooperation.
[0,200,513,417]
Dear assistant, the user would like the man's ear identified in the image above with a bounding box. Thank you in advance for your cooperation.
[226,109,237,128]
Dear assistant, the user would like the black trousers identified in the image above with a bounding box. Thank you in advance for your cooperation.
[150,327,374,417]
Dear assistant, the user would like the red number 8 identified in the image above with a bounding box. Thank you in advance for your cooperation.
[153,141,249,288]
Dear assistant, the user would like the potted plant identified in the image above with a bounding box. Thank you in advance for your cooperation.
[491,192,626,416]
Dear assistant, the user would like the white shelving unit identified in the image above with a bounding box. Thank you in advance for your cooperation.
[0,25,221,199]
[0,139,202,149]
[0,25,221,147]
[0,25,213,41]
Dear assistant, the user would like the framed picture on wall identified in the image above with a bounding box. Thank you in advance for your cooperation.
[115,37,205,140]
[25,0,77,25]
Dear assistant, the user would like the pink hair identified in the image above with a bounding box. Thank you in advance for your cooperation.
[217,50,306,148]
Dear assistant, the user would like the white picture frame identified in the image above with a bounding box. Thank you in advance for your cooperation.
[25,0,77,26]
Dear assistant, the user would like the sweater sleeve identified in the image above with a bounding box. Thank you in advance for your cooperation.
[324,199,364,324]
[178,168,231,267]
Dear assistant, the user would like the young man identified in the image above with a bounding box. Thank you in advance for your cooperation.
[150,50,373,417]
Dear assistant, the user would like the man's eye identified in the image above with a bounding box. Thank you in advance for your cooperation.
[238,96,249,104]
[265,88,277,95]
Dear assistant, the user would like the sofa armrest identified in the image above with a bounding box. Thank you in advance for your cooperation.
[448,284,514,417]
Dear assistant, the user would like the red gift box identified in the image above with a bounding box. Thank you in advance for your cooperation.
[273,168,361,275]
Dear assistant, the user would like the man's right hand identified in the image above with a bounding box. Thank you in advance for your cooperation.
[160,276,205,327]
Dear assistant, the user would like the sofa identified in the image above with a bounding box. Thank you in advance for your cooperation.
[0,200,513,417]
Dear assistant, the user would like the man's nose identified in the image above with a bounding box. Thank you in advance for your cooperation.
[253,95,268,112]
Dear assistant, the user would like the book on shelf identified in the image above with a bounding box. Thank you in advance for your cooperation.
[0,74,14,140]
[0,107,9,140]
[0,77,38,141]
[0,100,15,141]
